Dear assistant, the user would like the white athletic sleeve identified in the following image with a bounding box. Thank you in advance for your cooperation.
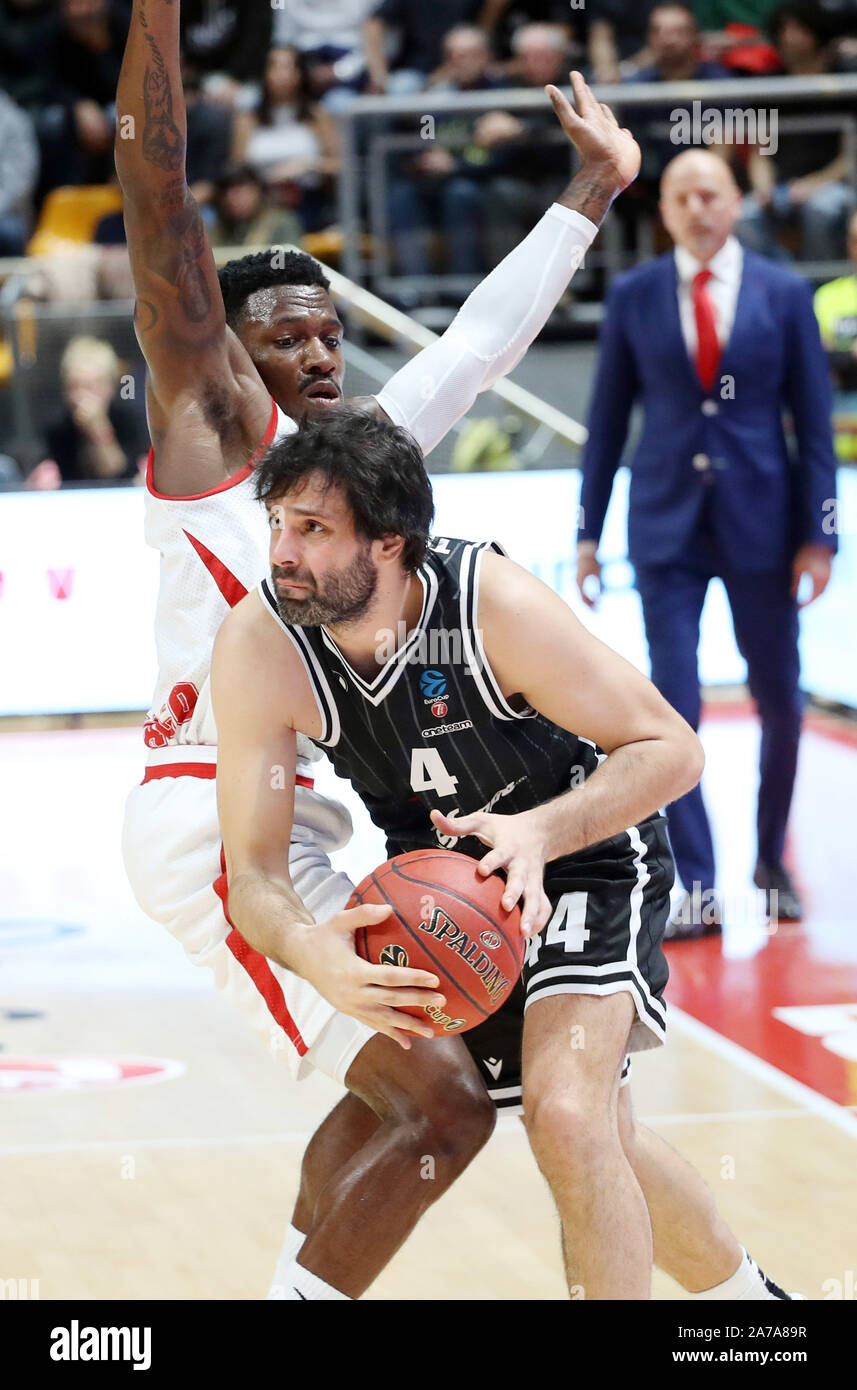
[374,204,597,458]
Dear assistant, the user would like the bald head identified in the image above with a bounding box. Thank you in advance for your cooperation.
[660,151,742,263]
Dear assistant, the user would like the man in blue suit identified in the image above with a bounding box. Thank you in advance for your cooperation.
[577,149,838,938]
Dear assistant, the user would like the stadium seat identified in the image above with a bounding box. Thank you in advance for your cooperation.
[28,186,124,258]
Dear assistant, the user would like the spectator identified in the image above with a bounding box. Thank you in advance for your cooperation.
[387,26,506,287]
[0,0,61,117]
[0,452,22,488]
[577,150,837,933]
[814,207,857,459]
[587,0,659,82]
[739,1,857,262]
[634,2,733,81]
[362,0,482,94]
[692,0,782,73]
[32,336,148,489]
[623,4,731,190]
[272,0,377,109]
[181,0,273,106]
[235,46,340,234]
[477,24,575,263]
[476,0,578,62]
[208,164,303,251]
[0,89,39,255]
[183,63,238,207]
[37,0,130,194]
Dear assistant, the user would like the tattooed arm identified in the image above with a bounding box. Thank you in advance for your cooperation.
[115,0,270,492]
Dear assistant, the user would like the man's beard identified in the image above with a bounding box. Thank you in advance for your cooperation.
[272,547,378,628]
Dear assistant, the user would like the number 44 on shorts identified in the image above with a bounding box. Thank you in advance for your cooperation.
[526,892,590,967]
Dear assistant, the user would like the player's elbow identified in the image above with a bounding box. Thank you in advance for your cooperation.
[672,728,705,801]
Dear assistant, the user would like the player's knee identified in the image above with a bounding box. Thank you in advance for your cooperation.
[526,1089,613,1176]
[414,1072,496,1171]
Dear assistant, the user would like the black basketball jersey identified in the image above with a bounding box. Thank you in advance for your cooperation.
[258,537,603,860]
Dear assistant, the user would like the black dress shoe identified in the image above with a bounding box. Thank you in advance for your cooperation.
[753,861,803,923]
[664,889,723,942]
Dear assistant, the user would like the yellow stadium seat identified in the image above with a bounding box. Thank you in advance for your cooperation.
[0,335,13,385]
[28,185,124,257]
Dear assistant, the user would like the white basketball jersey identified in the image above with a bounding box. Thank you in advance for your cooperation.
[142,400,311,755]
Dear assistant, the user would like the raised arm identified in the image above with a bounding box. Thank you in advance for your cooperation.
[374,73,640,457]
[115,0,267,477]
[212,595,445,1048]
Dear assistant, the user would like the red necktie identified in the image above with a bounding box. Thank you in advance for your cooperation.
[692,268,721,394]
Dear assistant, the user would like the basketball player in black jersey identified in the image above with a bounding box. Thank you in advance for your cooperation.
[213,410,799,1300]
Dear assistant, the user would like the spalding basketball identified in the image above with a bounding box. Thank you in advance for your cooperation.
[348,849,525,1036]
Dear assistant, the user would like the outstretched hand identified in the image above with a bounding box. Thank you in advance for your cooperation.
[546,70,641,193]
[430,808,553,939]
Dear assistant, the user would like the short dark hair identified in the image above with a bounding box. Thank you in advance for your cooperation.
[218,249,331,330]
[769,1,834,46]
[255,409,434,573]
[215,162,263,194]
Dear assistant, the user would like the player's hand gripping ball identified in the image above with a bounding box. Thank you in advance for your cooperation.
[347,850,526,1036]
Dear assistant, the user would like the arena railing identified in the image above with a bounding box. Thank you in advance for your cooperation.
[334,73,857,294]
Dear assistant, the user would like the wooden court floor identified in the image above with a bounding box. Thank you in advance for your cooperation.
[1,717,856,1301]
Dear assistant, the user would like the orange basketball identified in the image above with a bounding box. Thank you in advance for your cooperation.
[347,849,525,1036]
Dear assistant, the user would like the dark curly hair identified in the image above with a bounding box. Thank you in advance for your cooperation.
[218,249,331,330]
[255,408,434,573]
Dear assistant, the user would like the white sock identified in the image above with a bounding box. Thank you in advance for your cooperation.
[688,1248,789,1301]
[267,1223,307,1300]
[274,1259,352,1301]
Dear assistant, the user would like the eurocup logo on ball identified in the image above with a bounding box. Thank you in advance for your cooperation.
[379,943,409,968]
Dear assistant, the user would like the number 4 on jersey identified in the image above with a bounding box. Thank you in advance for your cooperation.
[526,891,590,966]
[410,747,459,798]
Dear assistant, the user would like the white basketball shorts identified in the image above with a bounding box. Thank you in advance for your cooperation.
[122,747,375,1086]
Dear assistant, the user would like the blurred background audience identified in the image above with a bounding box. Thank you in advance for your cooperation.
[0,87,39,255]
[0,0,855,489]
[739,1,857,262]
[234,44,340,233]
[208,163,303,251]
[29,334,146,489]
[815,207,857,459]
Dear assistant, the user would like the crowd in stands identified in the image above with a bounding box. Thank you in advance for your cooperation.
[0,0,855,486]
[0,1,854,260]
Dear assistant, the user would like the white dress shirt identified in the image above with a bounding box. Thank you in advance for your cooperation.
[674,234,744,359]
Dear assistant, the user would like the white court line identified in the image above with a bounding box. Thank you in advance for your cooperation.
[640,1106,848,1127]
[670,1005,857,1143]
[0,1132,311,1158]
[3,1008,857,1159]
[3,1105,856,1159]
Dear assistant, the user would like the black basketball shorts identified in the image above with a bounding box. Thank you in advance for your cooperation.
[462,814,674,1113]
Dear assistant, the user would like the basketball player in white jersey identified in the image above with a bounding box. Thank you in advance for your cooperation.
[117,1,796,1301]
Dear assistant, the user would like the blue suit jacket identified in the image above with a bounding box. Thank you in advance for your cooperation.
[579,250,838,571]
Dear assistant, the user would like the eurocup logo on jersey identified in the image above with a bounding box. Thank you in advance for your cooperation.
[420,669,449,719]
